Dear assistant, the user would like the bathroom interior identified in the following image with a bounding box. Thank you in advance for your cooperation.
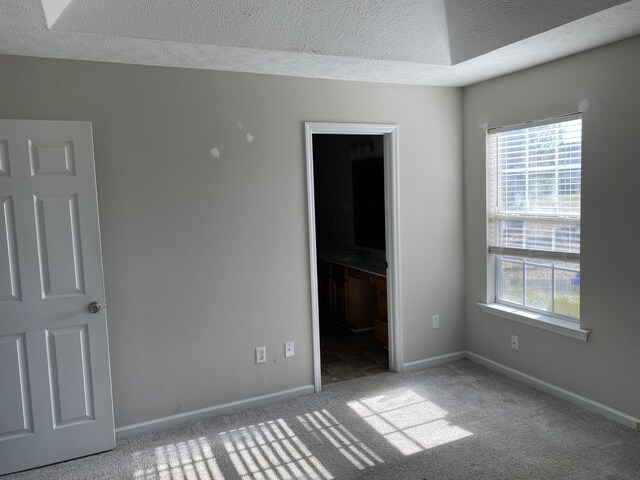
[313,134,389,385]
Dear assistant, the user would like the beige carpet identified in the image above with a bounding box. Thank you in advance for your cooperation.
[6,360,640,479]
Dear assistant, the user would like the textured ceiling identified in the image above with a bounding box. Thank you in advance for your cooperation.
[444,0,629,64]
[0,0,639,86]
[52,0,452,65]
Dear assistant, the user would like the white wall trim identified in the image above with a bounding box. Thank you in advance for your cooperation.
[304,122,403,394]
[478,302,591,342]
[115,385,314,439]
[466,351,640,430]
[403,351,467,372]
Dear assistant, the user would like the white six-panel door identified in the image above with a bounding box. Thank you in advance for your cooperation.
[0,120,114,475]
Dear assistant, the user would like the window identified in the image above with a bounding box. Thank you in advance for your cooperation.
[487,115,581,320]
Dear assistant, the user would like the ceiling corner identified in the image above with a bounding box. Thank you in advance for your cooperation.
[40,0,74,29]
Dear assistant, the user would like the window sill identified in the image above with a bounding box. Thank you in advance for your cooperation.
[477,303,591,342]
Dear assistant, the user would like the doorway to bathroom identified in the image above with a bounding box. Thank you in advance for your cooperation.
[304,123,402,392]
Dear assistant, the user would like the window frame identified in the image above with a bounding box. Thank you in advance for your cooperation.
[486,113,582,323]
[494,255,581,323]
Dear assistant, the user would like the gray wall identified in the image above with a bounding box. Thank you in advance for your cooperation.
[0,55,464,427]
[464,35,640,419]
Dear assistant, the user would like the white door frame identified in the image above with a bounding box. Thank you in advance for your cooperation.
[304,122,403,392]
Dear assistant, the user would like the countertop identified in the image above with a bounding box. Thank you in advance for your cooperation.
[318,251,387,277]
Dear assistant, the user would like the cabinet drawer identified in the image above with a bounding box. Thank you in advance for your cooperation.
[347,268,372,283]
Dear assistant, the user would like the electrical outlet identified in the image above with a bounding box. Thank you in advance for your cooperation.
[511,335,519,351]
[432,315,440,329]
[285,341,295,358]
[256,346,266,363]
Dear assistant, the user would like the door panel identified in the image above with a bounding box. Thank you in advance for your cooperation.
[34,194,85,298]
[0,140,9,176]
[0,120,114,475]
[29,140,76,176]
[46,325,95,428]
[0,333,33,440]
[0,196,21,302]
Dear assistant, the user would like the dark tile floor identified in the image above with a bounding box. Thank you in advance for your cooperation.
[320,319,389,385]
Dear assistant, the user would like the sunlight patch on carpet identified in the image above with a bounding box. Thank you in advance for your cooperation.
[296,409,384,470]
[348,389,472,455]
[133,437,225,479]
[220,419,333,479]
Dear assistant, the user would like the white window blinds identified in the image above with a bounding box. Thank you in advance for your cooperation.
[487,115,582,261]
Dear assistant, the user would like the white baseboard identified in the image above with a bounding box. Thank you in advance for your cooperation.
[115,385,315,439]
[466,351,640,430]
[115,353,639,439]
[403,350,466,372]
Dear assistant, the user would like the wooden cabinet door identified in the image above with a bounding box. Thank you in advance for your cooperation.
[346,269,377,329]
[375,275,388,345]
[375,319,388,345]
[331,264,346,322]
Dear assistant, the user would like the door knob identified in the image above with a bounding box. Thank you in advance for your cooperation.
[88,302,103,314]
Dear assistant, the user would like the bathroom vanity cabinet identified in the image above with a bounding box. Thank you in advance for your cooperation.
[318,259,388,345]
